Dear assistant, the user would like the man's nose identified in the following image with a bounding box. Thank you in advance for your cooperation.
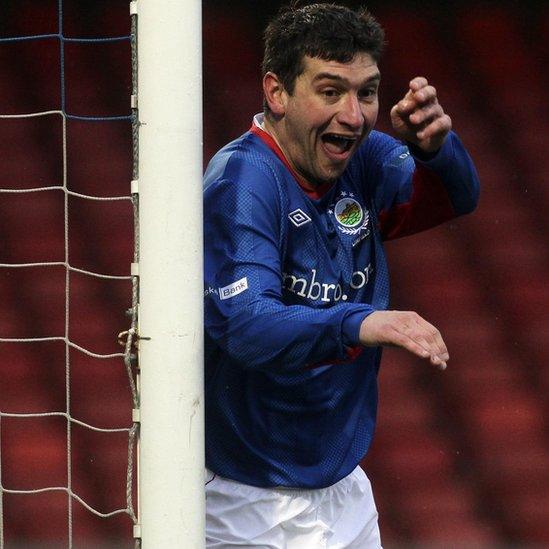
[337,94,364,130]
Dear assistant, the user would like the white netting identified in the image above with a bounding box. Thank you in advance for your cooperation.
[0,2,139,547]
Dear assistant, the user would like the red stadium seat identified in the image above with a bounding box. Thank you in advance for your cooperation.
[507,492,549,544]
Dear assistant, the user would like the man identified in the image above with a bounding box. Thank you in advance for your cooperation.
[203,3,479,547]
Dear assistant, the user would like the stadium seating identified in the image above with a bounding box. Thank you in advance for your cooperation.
[0,2,547,547]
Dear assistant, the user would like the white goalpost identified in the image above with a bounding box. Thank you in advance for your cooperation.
[136,0,205,547]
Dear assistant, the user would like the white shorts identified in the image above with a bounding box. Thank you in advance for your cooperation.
[205,466,382,548]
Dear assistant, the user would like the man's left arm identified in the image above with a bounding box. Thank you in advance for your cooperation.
[376,76,480,240]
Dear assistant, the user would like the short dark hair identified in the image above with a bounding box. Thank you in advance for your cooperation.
[262,2,385,96]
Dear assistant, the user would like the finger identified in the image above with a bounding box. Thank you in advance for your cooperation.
[394,317,442,359]
[430,351,448,370]
[428,343,448,370]
[412,316,449,360]
[393,91,416,116]
[404,316,449,370]
[404,327,447,368]
[409,76,428,91]
[395,86,438,119]
[417,113,452,140]
[431,355,447,371]
[411,85,437,106]
[387,326,432,359]
[400,332,446,370]
[402,321,435,355]
[409,102,444,126]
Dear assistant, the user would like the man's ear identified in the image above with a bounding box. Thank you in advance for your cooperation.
[263,72,287,117]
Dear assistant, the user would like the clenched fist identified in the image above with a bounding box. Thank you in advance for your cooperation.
[390,76,452,154]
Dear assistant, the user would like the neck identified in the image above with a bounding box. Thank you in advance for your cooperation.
[262,115,315,187]
[262,115,286,158]
[255,113,334,199]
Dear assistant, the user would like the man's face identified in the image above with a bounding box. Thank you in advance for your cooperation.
[279,53,380,186]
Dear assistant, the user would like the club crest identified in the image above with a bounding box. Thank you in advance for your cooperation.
[329,192,370,241]
[334,198,364,228]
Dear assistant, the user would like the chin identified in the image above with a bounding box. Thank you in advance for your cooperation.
[323,165,347,182]
[307,162,346,187]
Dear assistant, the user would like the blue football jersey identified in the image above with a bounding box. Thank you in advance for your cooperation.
[203,114,479,488]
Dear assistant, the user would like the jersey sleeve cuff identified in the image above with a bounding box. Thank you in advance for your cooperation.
[341,307,375,347]
[407,131,456,168]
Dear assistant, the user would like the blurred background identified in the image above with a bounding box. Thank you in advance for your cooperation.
[1,0,548,547]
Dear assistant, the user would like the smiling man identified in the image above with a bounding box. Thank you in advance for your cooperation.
[203,3,479,547]
[263,53,381,185]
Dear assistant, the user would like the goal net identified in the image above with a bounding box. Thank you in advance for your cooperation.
[0,0,203,547]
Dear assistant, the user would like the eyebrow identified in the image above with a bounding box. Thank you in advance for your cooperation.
[312,72,381,86]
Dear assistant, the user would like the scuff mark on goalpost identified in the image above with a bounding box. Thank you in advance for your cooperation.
[188,397,200,447]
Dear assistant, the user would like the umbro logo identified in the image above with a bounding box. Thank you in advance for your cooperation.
[288,208,311,227]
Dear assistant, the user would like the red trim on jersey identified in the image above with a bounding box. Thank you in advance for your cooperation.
[306,345,364,370]
[250,123,333,200]
[379,163,455,241]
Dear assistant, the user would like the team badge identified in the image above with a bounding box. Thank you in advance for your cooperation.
[334,198,364,229]
[329,192,370,242]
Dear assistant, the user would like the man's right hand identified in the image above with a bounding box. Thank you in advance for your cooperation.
[359,310,449,370]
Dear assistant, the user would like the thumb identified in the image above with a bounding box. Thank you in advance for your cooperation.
[392,92,414,119]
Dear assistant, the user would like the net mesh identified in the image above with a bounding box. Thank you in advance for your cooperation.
[0,1,139,546]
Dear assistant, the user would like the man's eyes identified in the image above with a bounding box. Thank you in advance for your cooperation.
[319,88,378,101]
[359,88,378,100]
[322,88,340,98]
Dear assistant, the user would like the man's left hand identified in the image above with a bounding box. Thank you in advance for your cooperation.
[390,76,452,153]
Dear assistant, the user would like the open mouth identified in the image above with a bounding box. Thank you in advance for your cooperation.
[321,133,357,156]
